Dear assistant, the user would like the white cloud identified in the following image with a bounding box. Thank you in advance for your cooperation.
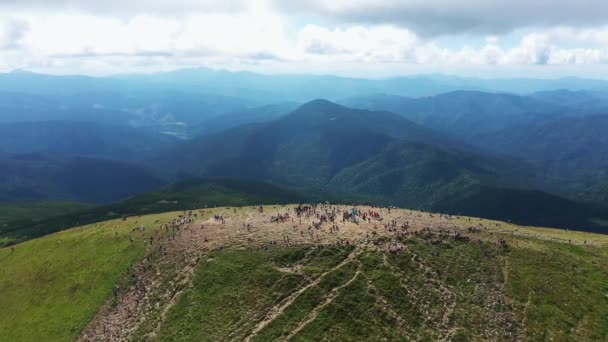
[294,26,608,68]
[1,3,608,76]
[6,0,608,39]
[297,25,418,62]
[2,10,291,68]
[502,34,552,65]
[20,14,179,56]
[173,12,290,59]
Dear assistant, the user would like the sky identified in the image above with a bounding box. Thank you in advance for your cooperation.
[1,0,608,78]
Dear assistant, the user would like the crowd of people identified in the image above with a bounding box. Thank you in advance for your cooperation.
[111,203,494,309]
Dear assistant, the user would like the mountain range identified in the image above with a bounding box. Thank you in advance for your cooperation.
[1,69,608,235]
[150,100,605,231]
[4,68,608,100]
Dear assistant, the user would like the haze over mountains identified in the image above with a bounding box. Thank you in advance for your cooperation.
[2,68,608,234]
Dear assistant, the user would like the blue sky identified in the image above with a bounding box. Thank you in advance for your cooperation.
[1,0,607,78]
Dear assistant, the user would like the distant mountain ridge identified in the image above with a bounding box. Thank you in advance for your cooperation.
[0,90,255,138]
[3,68,608,101]
[341,90,571,140]
[153,99,466,184]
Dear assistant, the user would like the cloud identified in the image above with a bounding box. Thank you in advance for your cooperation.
[0,18,29,50]
[297,25,418,63]
[245,51,285,61]
[272,0,608,37]
[8,0,607,39]
[7,11,289,59]
[0,0,255,17]
[293,25,608,68]
[1,2,608,76]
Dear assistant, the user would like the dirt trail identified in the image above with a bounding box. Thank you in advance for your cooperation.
[519,289,533,340]
[502,258,510,290]
[285,269,362,341]
[244,246,362,342]
[362,273,413,339]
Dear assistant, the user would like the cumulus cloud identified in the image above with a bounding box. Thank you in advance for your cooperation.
[297,25,418,62]
[503,34,552,65]
[6,11,290,61]
[8,0,607,39]
[272,0,608,36]
[294,26,608,68]
[1,1,608,75]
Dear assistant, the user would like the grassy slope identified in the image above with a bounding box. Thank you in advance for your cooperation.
[149,246,354,341]
[0,206,607,341]
[0,211,179,341]
[153,231,608,341]
[506,241,608,341]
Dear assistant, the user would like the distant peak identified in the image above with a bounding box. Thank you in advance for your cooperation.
[306,98,335,105]
[298,99,342,110]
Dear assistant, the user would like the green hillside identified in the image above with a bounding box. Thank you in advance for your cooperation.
[0,213,166,341]
[0,205,607,341]
[155,239,608,341]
